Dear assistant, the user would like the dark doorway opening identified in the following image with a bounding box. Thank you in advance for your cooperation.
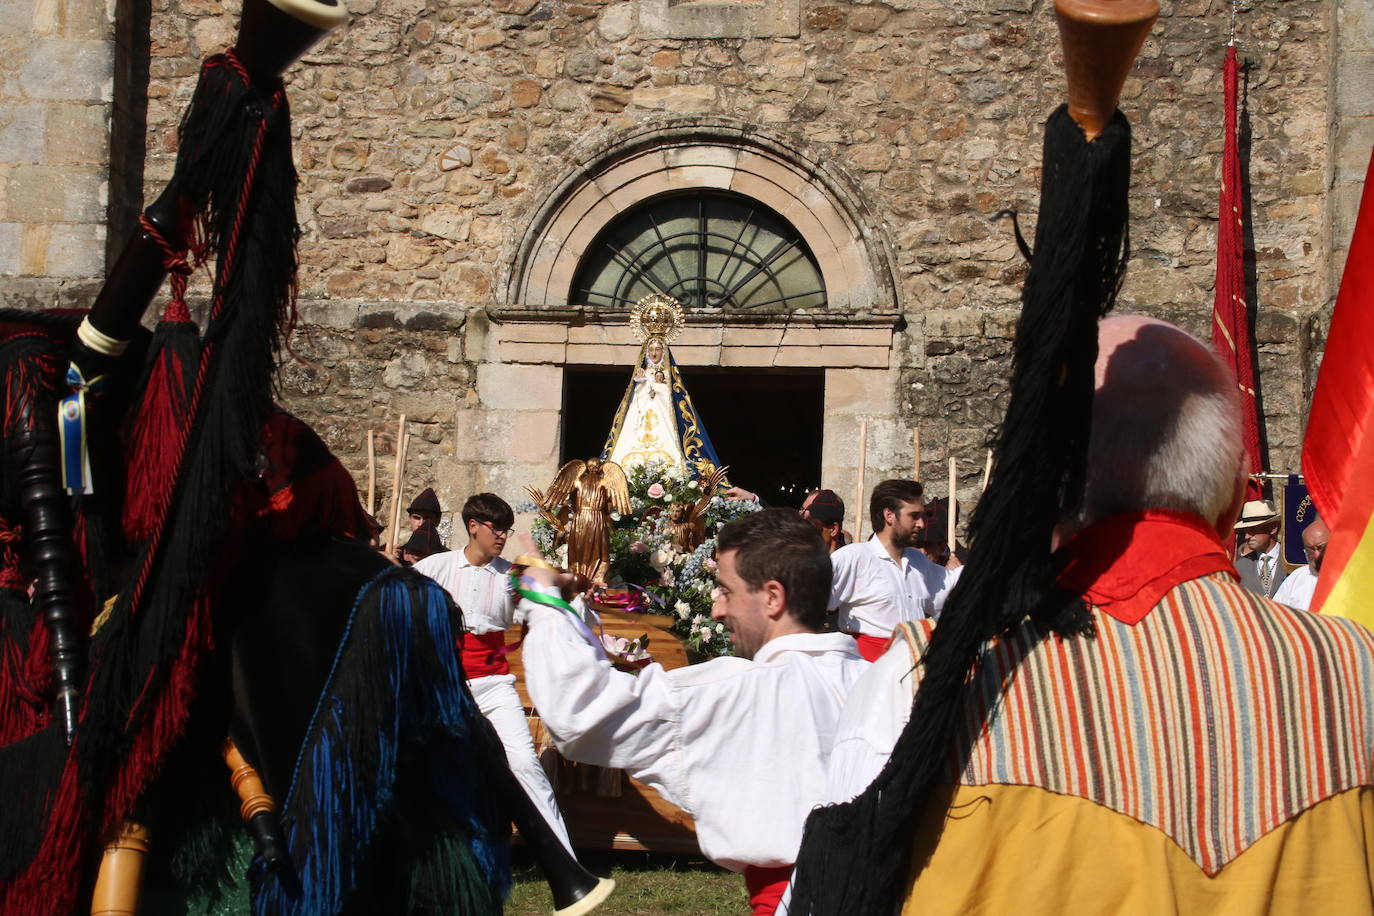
[561,366,824,509]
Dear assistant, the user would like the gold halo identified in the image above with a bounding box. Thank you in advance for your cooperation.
[630,293,684,344]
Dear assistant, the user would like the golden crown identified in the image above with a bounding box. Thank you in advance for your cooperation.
[630,293,684,343]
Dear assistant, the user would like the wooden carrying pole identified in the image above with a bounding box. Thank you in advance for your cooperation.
[854,419,868,542]
[90,821,151,916]
[948,456,958,551]
[366,428,376,516]
[387,415,407,552]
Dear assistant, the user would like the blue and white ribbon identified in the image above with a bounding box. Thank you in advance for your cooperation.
[58,364,105,495]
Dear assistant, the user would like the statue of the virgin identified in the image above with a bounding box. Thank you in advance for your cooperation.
[602,294,725,480]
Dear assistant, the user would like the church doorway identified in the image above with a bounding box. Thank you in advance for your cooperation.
[561,366,824,509]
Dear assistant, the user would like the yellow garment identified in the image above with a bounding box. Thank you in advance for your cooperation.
[902,783,1374,915]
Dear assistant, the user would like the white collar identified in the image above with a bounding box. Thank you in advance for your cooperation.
[453,550,511,574]
[753,631,863,664]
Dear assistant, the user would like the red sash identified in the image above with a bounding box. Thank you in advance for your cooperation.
[843,632,889,662]
[459,630,510,679]
[743,865,792,916]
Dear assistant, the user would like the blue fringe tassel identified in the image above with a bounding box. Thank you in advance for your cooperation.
[251,567,511,915]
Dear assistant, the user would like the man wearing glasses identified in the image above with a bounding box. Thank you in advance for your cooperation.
[1273,515,1329,612]
[413,492,574,852]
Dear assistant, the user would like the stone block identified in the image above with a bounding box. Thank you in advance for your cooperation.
[496,323,570,344]
[494,339,567,364]
[477,362,563,410]
[722,326,784,347]
[565,342,640,365]
[43,103,107,164]
[0,104,45,163]
[43,221,104,276]
[1336,51,1374,114]
[819,345,891,368]
[0,222,20,275]
[825,367,895,415]
[923,309,984,337]
[296,297,360,329]
[19,39,112,101]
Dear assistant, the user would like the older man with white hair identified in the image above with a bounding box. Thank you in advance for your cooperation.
[794,316,1374,914]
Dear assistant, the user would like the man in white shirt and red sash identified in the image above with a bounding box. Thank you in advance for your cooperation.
[413,492,573,853]
[828,479,954,661]
[518,509,866,914]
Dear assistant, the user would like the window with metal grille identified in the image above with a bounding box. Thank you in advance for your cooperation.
[571,191,827,313]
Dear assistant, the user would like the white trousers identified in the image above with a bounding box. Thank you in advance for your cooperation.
[469,673,574,855]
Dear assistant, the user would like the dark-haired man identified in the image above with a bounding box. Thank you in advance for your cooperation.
[521,509,866,915]
[412,492,573,853]
[801,489,848,553]
[827,479,954,661]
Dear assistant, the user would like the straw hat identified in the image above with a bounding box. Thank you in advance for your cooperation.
[1233,499,1279,529]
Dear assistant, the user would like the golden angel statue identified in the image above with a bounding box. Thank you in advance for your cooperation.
[526,457,632,584]
[666,464,730,553]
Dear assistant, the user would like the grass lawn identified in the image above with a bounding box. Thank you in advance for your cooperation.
[505,851,747,915]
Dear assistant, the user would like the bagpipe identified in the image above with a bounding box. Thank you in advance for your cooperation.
[0,0,610,912]
[787,0,1158,911]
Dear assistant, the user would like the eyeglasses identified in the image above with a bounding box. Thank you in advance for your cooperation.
[480,521,512,538]
[1302,543,1328,556]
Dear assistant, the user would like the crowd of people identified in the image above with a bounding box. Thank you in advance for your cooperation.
[375,314,1373,915]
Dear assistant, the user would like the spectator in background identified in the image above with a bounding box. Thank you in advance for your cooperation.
[828,479,953,661]
[1273,515,1328,611]
[801,489,849,553]
[1233,500,1286,599]
[407,487,442,531]
[400,524,445,566]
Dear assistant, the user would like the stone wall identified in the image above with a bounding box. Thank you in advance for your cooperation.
[0,0,113,306]
[6,0,1365,531]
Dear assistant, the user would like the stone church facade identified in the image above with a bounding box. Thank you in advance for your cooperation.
[2,0,1371,534]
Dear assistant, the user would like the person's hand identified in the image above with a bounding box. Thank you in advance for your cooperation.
[518,564,585,600]
[723,486,757,502]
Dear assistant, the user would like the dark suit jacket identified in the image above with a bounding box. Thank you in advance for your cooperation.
[1235,549,1288,599]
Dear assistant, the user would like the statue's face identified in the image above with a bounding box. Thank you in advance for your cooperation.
[671,505,686,521]
[647,339,665,362]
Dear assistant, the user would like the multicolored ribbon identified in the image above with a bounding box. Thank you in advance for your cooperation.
[58,363,106,495]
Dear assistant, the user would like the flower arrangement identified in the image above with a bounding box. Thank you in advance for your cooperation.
[518,459,760,658]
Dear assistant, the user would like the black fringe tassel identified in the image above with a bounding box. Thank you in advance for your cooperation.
[788,106,1133,914]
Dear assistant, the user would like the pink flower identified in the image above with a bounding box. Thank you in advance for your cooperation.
[647,482,666,499]
[630,540,649,553]
[704,557,718,571]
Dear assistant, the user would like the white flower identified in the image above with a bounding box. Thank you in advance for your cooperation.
[692,614,706,626]
[650,549,672,570]
[610,511,621,521]
[675,600,691,619]
[701,628,713,643]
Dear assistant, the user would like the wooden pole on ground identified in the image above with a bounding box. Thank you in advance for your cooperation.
[387,415,407,552]
[366,429,376,516]
[854,419,868,543]
[948,455,957,552]
[912,427,921,481]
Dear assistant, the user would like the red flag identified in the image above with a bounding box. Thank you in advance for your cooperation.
[1303,146,1374,618]
[1211,45,1264,496]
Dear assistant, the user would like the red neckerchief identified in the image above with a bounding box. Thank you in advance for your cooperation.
[1056,509,1238,625]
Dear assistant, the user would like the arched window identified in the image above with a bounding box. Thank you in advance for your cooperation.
[571,191,826,313]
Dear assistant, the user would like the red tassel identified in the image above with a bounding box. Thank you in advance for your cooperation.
[123,298,200,542]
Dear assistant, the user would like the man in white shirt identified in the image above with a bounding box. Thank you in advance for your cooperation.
[1233,499,1287,598]
[412,492,573,853]
[519,509,866,915]
[1273,515,1328,611]
[828,479,953,661]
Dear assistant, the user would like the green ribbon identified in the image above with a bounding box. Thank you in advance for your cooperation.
[509,572,580,618]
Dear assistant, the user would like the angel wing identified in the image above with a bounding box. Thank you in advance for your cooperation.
[692,464,731,518]
[599,460,633,516]
[544,459,585,509]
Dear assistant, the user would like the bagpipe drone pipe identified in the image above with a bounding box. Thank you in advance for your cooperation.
[787,0,1158,912]
[0,0,611,912]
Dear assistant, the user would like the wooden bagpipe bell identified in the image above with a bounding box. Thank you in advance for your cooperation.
[1054,0,1158,139]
